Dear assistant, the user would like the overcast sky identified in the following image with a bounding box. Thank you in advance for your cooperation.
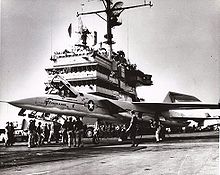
[0,0,220,125]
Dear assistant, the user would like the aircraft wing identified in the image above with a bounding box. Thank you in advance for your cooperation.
[103,99,219,114]
[99,99,127,114]
[132,102,220,112]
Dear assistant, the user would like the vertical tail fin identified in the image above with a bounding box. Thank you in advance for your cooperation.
[163,91,201,103]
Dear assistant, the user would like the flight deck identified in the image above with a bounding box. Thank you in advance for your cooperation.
[0,131,219,175]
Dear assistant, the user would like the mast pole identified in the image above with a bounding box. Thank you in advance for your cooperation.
[106,0,113,59]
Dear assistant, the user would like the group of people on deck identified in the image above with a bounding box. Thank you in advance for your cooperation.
[27,116,84,148]
[4,111,164,148]
[62,116,84,148]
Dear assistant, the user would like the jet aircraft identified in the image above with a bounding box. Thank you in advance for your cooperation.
[4,75,220,131]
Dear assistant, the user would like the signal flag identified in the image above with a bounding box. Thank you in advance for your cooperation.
[68,23,72,38]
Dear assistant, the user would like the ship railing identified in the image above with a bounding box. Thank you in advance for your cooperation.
[65,71,97,79]
[47,71,97,80]
[54,49,93,58]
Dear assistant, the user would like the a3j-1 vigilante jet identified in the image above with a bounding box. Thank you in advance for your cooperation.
[5,75,220,131]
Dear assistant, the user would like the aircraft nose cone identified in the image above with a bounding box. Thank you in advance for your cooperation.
[9,98,35,108]
[8,99,25,107]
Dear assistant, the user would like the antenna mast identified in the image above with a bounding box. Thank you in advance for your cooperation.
[77,0,153,59]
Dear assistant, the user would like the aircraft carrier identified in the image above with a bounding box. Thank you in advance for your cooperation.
[44,0,153,102]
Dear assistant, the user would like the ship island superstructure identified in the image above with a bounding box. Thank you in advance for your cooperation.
[45,0,153,102]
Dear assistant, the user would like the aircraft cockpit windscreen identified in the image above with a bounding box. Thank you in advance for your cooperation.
[45,81,77,98]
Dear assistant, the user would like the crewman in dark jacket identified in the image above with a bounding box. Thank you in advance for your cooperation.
[28,120,36,148]
[75,117,84,147]
[62,119,68,145]
[126,110,138,147]
[67,117,75,147]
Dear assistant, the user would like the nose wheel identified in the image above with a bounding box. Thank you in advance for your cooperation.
[85,127,94,138]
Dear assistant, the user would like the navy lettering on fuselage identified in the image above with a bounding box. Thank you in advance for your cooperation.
[44,98,67,107]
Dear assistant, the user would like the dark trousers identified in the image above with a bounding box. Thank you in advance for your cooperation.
[130,130,137,145]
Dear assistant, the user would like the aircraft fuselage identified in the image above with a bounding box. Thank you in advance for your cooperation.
[9,95,120,121]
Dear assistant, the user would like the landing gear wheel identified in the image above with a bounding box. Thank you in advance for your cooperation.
[85,128,94,138]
